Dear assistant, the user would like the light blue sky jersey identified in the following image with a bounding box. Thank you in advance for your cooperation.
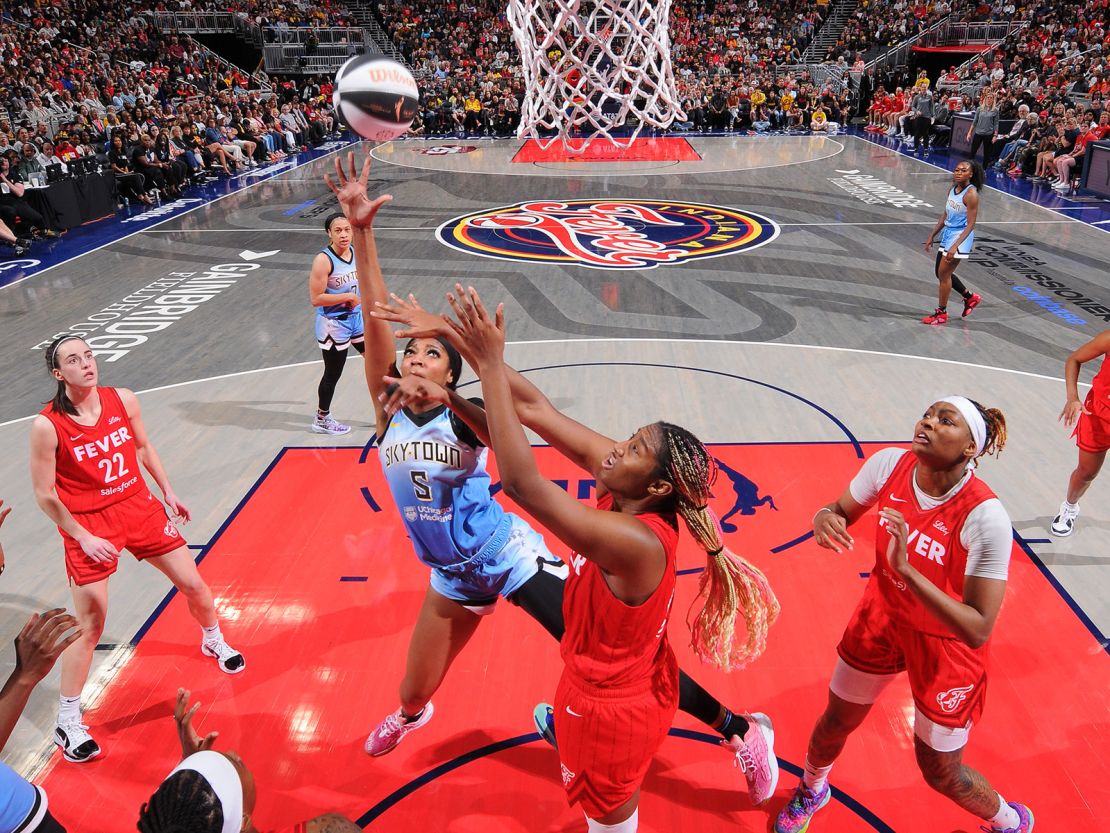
[944,184,972,232]
[0,762,36,833]
[379,406,511,569]
[316,245,359,319]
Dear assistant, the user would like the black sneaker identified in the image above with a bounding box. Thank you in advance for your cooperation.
[55,720,101,763]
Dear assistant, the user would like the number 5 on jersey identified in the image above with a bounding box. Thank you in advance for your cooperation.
[410,470,433,501]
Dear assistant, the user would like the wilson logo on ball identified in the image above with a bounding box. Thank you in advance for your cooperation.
[436,200,779,270]
[334,55,419,142]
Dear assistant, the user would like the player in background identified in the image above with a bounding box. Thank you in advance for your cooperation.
[1051,329,1110,536]
[775,398,1033,833]
[922,161,983,326]
[310,213,363,435]
[30,336,244,764]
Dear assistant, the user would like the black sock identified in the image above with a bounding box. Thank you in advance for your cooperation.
[716,708,751,740]
[402,707,424,723]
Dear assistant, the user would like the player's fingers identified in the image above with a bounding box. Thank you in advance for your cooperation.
[333,154,345,185]
[467,286,488,321]
[409,293,423,310]
[347,151,358,182]
[359,154,371,184]
[323,173,337,194]
[495,303,505,331]
[0,505,11,526]
[18,613,39,642]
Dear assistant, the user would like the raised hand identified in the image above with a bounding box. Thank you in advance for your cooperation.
[445,285,505,370]
[323,152,392,229]
[174,687,219,757]
[880,508,909,576]
[13,608,81,684]
[372,293,456,342]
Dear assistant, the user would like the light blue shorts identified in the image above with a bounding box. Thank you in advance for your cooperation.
[315,309,364,349]
[939,228,973,259]
[429,513,558,613]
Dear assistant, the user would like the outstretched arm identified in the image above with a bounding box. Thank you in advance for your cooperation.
[323,153,394,436]
[446,288,664,582]
[372,291,615,478]
[119,388,189,522]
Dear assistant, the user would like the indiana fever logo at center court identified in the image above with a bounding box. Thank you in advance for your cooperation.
[436,199,779,270]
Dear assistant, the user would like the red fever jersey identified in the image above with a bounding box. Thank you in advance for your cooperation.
[873,450,999,638]
[39,387,151,514]
[1075,356,1110,452]
[560,492,680,692]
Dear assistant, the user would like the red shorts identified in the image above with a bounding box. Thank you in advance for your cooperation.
[1073,390,1110,453]
[837,589,988,729]
[62,491,186,586]
[554,671,678,818]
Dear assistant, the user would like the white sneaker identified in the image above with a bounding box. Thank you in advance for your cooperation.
[202,637,246,674]
[312,415,351,435]
[55,720,101,763]
[1050,501,1079,536]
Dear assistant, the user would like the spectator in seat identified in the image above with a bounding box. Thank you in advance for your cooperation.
[108,132,152,206]
[0,155,60,237]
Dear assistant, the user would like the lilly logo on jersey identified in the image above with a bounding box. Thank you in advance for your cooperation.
[936,684,975,714]
[878,514,947,565]
[108,416,122,425]
[436,200,779,270]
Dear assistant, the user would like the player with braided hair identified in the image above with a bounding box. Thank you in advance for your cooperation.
[138,689,360,833]
[776,398,1033,833]
[432,286,778,833]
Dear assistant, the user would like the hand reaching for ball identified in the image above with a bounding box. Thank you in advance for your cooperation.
[324,153,392,229]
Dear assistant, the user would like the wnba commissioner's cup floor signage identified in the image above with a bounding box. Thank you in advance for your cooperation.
[436,199,779,270]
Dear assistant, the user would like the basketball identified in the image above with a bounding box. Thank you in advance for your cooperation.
[333,55,419,142]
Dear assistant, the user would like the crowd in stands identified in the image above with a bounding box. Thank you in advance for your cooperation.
[0,0,342,257]
[828,0,952,62]
[159,0,358,29]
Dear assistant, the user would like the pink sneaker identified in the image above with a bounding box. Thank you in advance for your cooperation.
[722,712,779,805]
[364,703,434,756]
[983,803,1034,833]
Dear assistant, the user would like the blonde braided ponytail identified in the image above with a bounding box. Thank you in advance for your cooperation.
[658,423,780,672]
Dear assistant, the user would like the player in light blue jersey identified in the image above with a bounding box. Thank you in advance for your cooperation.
[309,213,363,435]
[922,160,983,326]
[326,155,780,797]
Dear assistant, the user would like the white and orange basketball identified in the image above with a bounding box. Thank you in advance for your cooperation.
[333,55,419,142]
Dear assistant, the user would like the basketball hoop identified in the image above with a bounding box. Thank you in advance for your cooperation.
[507,0,686,152]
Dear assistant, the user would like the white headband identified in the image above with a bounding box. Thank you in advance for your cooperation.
[937,395,987,456]
[48,335,83,368]
[167,751,244,833]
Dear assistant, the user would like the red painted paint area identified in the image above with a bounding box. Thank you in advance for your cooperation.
[38,443,1110,831]
[512,137,702,163]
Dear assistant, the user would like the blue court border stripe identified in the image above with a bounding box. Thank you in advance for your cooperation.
[355,729,896,831]
[128,447,290,646]
[1013,529,1110,657]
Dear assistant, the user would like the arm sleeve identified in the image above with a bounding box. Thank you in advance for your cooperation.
[960,499,1013,581]
[847,447,908,507]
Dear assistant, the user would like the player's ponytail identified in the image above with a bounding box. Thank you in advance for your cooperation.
[968,399,1007,460]
[968,160,984,191]
[43,334,83,416]
[656,422,780,672]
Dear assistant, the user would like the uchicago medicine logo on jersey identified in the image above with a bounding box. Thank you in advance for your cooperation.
[437,199,779,270]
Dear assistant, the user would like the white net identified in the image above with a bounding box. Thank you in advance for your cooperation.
[506,0,685,152]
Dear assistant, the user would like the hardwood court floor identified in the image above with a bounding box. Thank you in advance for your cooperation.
[0,135,1107,830]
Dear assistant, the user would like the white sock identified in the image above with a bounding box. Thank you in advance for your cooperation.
[1063,499,1078,511]
[58,695,81,724]
[988,795,1020,830]
[202,624,221,643]
[802,756,833,792]
[585,808,638,832]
